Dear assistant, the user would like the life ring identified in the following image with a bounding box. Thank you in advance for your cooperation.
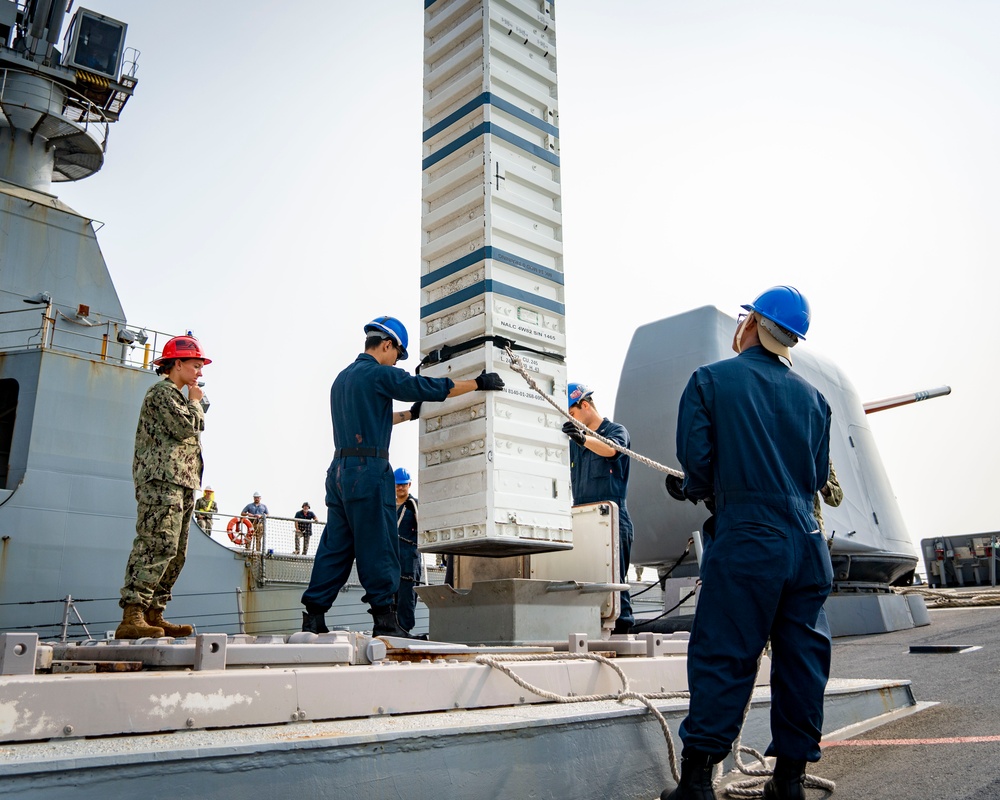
[227,516,253,546]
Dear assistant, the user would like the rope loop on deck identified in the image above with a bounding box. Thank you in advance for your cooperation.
[475,647,837,797]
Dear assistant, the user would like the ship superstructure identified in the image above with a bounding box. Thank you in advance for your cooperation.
[0,2,330,639]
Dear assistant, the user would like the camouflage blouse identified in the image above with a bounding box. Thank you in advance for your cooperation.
[133,379,205,490]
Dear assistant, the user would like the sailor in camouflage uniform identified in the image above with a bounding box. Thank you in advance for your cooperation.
[116,335,211,639]
[814,459,843,547]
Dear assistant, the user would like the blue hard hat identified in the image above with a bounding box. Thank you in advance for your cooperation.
[394,467,411,485]
[364,316,409,360]
[567,382,594,409]
[741,286,811,340]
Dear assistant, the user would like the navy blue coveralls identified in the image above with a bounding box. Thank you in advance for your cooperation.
[568,418,634,627]
[395,497,421,632]
[676,345,832,762]
[301,354,452,614]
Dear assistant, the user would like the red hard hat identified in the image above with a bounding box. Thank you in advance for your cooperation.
[154,335,212,366]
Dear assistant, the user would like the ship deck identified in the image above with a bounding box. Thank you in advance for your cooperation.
[806,604,1000,800]
[0,603,996,799]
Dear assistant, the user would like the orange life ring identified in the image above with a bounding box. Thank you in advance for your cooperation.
[227,516,253,546]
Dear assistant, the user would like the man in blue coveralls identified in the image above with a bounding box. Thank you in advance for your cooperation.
[562,383,634,635]
[301,316,505,638]
[393,467,422,635]
[662,287,833,800]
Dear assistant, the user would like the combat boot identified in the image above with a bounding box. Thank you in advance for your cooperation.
[146,608,193,637]
[302,610,330,634]
[660,751,718,800]
[115,604,164,639]
[369,604,411,638]
[763,758,807,800]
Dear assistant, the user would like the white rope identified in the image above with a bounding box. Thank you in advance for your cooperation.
[475,649,837,796]
[475,652,688,783]
[897,586,1000,608]
[503,345,684,478]
[722,654,836,798]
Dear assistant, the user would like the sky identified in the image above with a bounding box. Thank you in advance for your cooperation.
[55,1,998,557]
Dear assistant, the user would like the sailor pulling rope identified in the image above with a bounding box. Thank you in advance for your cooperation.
[503,344,683,477]
[501,344,835,798]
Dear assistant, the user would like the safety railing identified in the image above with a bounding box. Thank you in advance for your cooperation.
[0,67,110,150]
[196,510,325,556]
[0,587,373,641]
[0,303,172,370]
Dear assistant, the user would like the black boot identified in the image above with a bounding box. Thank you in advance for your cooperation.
[763,758,806,800]
[301,610,329,634]
[369,604,411,637]
[660,751,718,800]
[612,618,633,635]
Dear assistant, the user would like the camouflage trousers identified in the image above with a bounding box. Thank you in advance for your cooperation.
[119,480,195,610]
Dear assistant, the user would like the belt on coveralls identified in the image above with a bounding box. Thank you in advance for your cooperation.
[715,491,813,513]
[334,447,390,459]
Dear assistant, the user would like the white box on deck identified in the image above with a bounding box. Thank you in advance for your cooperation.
[417,344,571,556]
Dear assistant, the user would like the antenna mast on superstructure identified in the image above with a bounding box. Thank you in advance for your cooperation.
[0,0,137,191]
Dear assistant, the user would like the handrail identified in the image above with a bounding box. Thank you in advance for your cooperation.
[0,304,173,370]
[0,67,110,152]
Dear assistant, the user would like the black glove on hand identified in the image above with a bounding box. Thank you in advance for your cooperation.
[475,370,505,391]
[561,420,586,446]
[704,495,716,515]
[409,401,422,421]
[665,474,687,502]
[666,474,700,505]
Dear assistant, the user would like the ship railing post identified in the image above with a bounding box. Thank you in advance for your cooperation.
[41,298,54,349]
[991,537,997,588]
[60,595,72,642]
[59,595,93,642]
[260,519,267,584]
[236,587,246,635]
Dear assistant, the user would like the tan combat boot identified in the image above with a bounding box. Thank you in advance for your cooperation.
[146,608,193,637]
[115,604,164,639]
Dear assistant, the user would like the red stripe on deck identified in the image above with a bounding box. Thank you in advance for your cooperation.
[823,735,1000,747]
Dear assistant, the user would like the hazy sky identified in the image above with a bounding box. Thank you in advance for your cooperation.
[58,1,998,557]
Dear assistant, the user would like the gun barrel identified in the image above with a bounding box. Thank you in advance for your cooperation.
[863,385,951,414]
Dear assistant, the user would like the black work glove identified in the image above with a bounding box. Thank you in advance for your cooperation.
[666,474,702,506]
[409,401,422,421]
[704,495,716,515]
[475,370,505,391]
[665,474,689,502]
[561,420,586,446]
